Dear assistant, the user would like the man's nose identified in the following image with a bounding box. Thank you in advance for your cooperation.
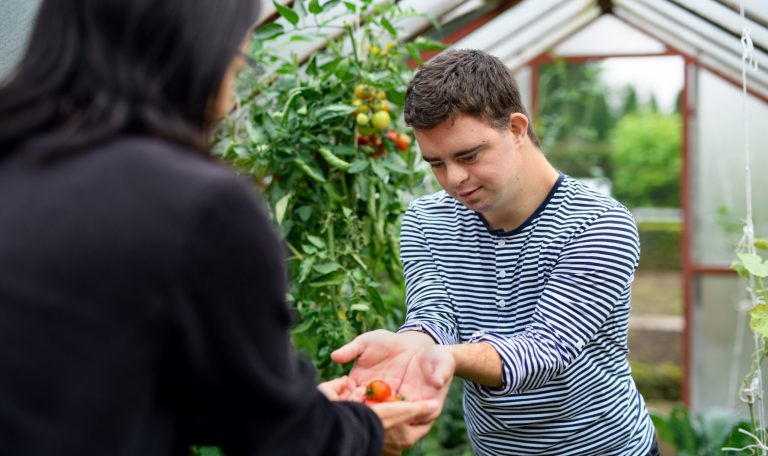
[445,163,468,187]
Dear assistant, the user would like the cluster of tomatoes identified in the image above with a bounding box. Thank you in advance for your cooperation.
[363,379,406,406]
[351,84,411,157]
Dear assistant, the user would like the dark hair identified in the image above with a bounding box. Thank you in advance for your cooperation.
[404,49,539,147]
[0,0,261,160]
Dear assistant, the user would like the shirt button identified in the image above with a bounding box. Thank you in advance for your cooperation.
[497,239,506,247]
[497,299,506,307]
[498,270,507,278]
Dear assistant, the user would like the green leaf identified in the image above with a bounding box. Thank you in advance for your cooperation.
[306,235,326,249]
[253,22,284,41]
[197,447,225,456]
[738,253,768,277]
[342,1,356,12]
[380,17,397,37]
[308,0,322,14]
[730,260,749,279]
[274,193,291,225]
[313,261,342,275]
[301,243,318,255]
[412,37,447,52]
[297,257,315,283]
[755,238,768,251]
[347,159,369,174]
[296,205,313,222]
[350,303,370,312]
[371,161,389,181]
[310,270,346,287]
[750,304,768,338]
[273,0,299,26]
[385,89,405,106]
[381,160,412,175]
[404,43,423,65]
[292,316,315,334]
[314,103,356,123]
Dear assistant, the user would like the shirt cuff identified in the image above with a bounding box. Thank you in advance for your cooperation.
[467,330,516,397]
[398,320,455,346]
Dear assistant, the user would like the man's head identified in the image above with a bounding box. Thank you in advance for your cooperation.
[403,49,539,147]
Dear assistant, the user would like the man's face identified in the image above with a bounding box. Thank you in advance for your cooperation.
[415,114,523,217]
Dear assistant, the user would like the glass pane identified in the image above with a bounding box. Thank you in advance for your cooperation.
[0,0,41,80]
[514,66,532,115]
[554,14,666,56]
[693,68,768,267]
[691,274,764,416]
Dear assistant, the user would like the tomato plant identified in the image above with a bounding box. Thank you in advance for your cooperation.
[214,0,444,381]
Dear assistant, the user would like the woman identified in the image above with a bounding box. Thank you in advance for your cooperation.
[0,0,438,455]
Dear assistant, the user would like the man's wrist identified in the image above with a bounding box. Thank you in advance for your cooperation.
[399,330,438,347]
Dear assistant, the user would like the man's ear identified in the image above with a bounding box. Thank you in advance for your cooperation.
[508,112,529,140]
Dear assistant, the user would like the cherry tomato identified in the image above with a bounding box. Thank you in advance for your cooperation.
[366,379,392,402]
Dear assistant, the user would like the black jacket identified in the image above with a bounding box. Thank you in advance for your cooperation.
[0,137,383,456]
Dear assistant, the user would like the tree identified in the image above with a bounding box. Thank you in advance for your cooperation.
[611,112,681,207]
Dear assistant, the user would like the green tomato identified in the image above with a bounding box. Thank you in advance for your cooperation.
[371,110,390,130]
[356,112,370,126]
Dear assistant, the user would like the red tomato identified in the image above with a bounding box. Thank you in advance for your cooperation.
[365,379,392,402]
[395,134,411,151]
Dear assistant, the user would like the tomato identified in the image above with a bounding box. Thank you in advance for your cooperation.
[356,112,370,127]
[371,110,390,130]
[351,99,368,115]
[366,379,392,402]
[354,84,368,99]
[385,130,398,142]
[395,134,411,151]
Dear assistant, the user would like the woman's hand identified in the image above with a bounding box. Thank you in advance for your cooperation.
[369,399,440,456]
[316,375,357,401]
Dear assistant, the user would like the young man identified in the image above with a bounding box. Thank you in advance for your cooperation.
[333,49,659,455]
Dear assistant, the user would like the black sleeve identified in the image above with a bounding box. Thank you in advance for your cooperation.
[171,173,383,456]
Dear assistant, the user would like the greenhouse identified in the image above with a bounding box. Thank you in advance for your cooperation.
[1,0,767,454]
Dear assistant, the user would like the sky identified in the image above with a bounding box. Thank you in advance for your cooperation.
[600,56,685,114]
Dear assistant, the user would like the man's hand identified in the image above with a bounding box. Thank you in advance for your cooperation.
[331,329,455,421]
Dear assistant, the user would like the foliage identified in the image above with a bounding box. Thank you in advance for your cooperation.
[730,238,768,452]
[650,405,757,455]
[215,0,445,380]
[637,221,682,270]
[610,112,682,207]
[630,361,682,401]
[405,382,473,456]
[537,61,616,148]
[210,2,470,455]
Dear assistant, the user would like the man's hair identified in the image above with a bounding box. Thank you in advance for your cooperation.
[404,49,539,147]
[0,0,261,160]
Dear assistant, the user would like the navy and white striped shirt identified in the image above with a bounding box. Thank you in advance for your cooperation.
[399,174,655,455]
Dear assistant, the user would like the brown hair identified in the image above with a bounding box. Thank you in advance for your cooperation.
[404,49,539,147]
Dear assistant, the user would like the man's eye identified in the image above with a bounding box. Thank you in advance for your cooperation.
[429,162,444,168]
[462,154,477,163]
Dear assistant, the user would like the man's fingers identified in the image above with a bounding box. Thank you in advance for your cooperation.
[330,337,364,364]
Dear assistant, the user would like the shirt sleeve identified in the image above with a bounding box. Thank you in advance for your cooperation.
[468,206,640,398]
[171,173,383,456]
[396,203,459,345]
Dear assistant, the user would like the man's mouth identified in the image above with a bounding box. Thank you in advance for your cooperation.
[457,187,480,198]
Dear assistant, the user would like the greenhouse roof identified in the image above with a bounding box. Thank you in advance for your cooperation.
[264,0,768,100]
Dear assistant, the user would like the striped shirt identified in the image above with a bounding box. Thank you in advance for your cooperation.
[398,174,655,455]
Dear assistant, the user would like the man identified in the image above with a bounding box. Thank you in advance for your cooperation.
[333,49,658,455]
